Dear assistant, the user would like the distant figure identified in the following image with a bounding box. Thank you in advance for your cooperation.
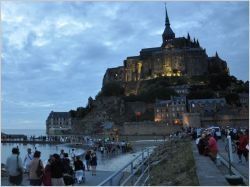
[100,146,104,156]
[60,149,65,159]
[43,157,52,186]
[29,151,44,186]
[50,154,65,186]
[71,149,76,161]
[23,148,33,173]
[90,152,97,176]
[85,151,91,171]
[6,148,23,185]
[74,156,85,183]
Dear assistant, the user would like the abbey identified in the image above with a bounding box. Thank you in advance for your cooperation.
[103,7,229,86]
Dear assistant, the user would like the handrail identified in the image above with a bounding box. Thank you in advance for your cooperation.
[98,148,152,186]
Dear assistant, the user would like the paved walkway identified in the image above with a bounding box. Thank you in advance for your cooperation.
[217,140,249,185]
[192,142,229,186]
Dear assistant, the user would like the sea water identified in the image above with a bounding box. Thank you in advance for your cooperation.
[1,129,83,165]
[1,129,158,172]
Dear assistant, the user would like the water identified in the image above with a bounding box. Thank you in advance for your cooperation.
[2,129,46,137]
[1,143,84,165]
[1,129,161,172]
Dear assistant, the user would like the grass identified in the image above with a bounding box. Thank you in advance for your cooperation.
[149,139,199,186]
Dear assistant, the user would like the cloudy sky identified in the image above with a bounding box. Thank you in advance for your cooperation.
[1,1,249,130]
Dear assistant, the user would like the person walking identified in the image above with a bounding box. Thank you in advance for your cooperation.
[6,147,23,185]
[74,156,85,183]
[71,149,76,161]
[42,157,52,186]
[236,131,248,163]
[90,152,97,176]
[62,153,74,185]
[50,154,65,186]
[23,148,33,174]
[29,151,44,186]
[85,150,91,171]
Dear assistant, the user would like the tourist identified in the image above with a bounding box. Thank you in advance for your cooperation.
[6,147,23,185]
[50,154,65,186]
[23,148,33,174]
[71,149,76,161]
[207,133,218,162]
[74,156,85,183]
[42,157,52,186]
[90,152,97,176]
[85,150,91,171]
[60,149,65,159]
[100,146,104,156]
[236,131,248,163]
[198,133,208,155]
[29,151,44,186]
[62,153,74,185]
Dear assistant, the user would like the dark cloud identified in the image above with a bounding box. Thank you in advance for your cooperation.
[2,2,248,129]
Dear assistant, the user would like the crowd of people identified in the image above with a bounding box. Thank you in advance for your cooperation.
[195,131,219,162]
[5,147,99,186]
[195,127,249,164]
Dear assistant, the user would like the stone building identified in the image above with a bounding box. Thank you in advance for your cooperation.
[103,7,228,86]
[46,111,72,135]
[188,98,226,115]
[154,96,187,125]
[238,93,249,107]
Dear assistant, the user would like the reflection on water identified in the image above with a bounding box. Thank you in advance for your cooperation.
[1,143,84,165]
[2,140,160,172]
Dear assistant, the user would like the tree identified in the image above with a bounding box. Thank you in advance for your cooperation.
[225,93,240,106]
[208,74,231,90]
[101,82,125,96]
[187,89,215,99]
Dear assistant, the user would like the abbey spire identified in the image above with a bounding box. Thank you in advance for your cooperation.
[162,4,175,46]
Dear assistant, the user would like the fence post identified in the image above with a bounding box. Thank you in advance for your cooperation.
[227,135,233,175]
[131,162,134,185]
[141,151,144,174]
[148,149,150,181]
[227,135,234,162]
[109,178,113,186]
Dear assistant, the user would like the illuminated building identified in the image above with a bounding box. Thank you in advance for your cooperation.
[103,6,228,88]
[154,96,187,125]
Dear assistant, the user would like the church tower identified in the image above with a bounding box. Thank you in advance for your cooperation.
[162,5,175,47]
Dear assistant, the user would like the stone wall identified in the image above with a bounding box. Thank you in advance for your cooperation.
[201,115,249,128]
[182,113,201,128]
[120,121,181,136]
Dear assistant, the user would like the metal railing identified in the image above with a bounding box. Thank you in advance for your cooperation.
[98,148,154,186]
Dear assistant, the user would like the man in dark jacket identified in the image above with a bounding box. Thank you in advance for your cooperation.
[50,154,65,185]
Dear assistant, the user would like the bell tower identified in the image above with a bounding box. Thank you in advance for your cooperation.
[162,4,175,47]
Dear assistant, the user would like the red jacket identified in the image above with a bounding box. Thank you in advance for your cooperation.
[208,136,218,153]
[238,135,248,151]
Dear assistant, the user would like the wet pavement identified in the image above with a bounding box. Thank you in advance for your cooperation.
[1,140,162,186]
[217,140,249,184]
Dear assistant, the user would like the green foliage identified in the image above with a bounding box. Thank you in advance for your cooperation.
[139,87,178,102]
[69,107,90,118]
[100,82,125,96]
[187,89,215,99]
[208,74,231,90]
[225,93,240,106]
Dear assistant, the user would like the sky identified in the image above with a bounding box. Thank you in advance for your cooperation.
[1,1,249,130]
